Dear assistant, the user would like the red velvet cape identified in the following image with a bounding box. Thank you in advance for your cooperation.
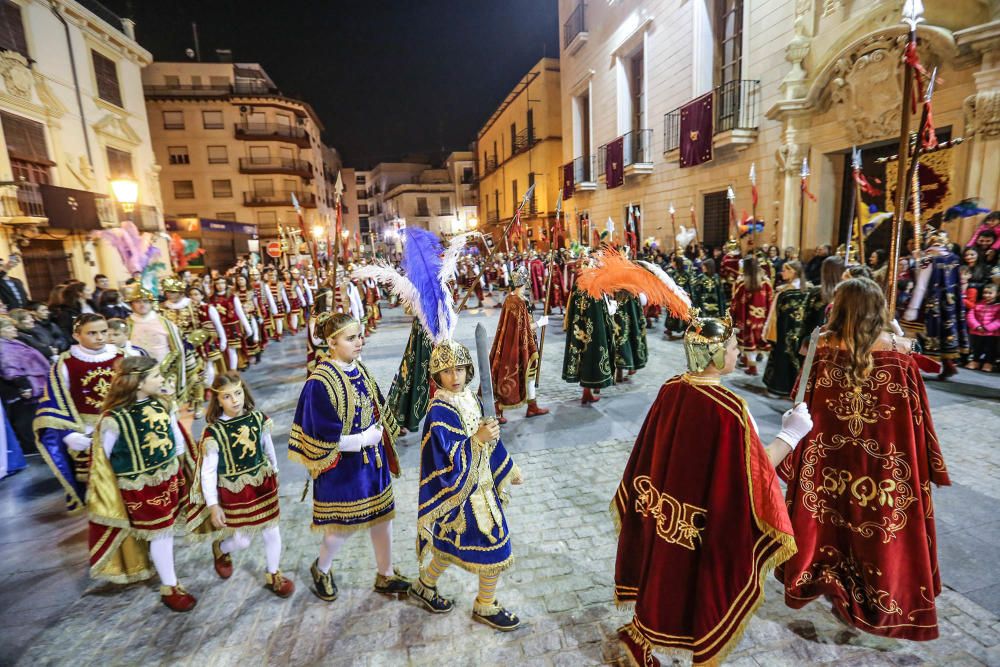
[613,375,795,665]
[489,293,538,409]
[777,347,951,640]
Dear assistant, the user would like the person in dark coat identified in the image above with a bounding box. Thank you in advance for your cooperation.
[0,255,28,310]
[27,302,69,353]
[9,309,56,361]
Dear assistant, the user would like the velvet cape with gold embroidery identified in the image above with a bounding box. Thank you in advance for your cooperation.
[489,293,538,409]
[777,348,951,640]
[612,375,795,665]
[417,397,516,574]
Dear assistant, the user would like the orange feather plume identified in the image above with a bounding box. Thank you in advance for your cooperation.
[576,247,690,320]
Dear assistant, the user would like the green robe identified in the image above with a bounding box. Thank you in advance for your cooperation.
[691,273,727,317]
[762,287,822,395]
[614,294,648,371]
[562,288,615,389]
[385,319,434,432]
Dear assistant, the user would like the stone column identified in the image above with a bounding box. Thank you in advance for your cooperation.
[958,23,1000,241]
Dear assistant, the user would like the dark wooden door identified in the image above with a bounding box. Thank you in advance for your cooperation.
[20,238,71,302]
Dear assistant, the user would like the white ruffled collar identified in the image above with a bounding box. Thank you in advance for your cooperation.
[331,358,357,371]
[164,297,191,309]
[70,344,118,362]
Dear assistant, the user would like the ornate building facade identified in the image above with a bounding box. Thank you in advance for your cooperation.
[557,0,998,252]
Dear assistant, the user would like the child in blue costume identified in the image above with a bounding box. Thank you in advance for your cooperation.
[288,312,409,602]
[412,338,524,631]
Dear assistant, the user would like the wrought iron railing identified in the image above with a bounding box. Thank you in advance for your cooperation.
[511,128,537,156]
[7,182,44,217]
[77,0,128,35]
[234,122,309,144]
[238,157,312,176]
[663,79,760,152]
[623,129,653,165]
[123,204,161,232]
[243,190,316,207]
[483,156,498,175]
[486,209,500,224]
[564,2,586,46]
[573,154,595,183]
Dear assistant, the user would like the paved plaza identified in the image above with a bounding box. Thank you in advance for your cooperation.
[1,304,999,666]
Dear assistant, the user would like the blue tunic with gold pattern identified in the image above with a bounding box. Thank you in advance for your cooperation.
[289,359,400,533]
[417,390,518,574]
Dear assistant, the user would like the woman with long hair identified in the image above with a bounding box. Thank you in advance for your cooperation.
[87,356,196,612]
[777,277,950,641]
[50,280,90,340]
[729,256,773,375]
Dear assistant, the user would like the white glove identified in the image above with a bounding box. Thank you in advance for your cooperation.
[776,403,813,449]
[639,293,648,307]
[363,423,384,448]
[606,298,618,316]
[63,432,92,452]
[890,319,904,336]
[536,315,549,328]
[338,432,364,453]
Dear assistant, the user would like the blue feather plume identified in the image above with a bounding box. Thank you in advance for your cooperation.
[401,228,453,343]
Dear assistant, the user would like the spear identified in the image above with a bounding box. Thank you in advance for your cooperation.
[886,0,924,317]
[749,162,758,250]
[668,202,677,252]
[798,157,809,251]
[850,147,868,267]
[726,185,737,241]
[534,192,561,387]
[330,171,344,311]
[456,183,535,314]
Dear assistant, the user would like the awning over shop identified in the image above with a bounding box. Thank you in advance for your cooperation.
[165,217,258,270]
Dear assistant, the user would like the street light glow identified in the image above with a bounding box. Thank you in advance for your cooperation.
[110,179,138,212]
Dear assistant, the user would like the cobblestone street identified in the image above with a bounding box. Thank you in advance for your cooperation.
[2,305,999,666]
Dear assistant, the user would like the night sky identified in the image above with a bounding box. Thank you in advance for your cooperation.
[102,0,560,167]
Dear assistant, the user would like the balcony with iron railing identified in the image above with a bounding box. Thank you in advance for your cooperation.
[415,206,431,217]
[234,122,310,147]
[77,0,129,36]
[238,157,313,177]
[597,128,655,179]
[482,155,499,177]
[0,181,46,221]
[511,128,538,156]
[243,190,316,207]
[573,154,597,190]
[119,204,161,232]
[486,209,500,225]
[563,1,588,54]
[663,79,761,155]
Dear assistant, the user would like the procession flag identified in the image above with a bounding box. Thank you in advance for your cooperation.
[679,92,713,168]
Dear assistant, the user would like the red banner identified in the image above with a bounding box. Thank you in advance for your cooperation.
[680,93,713,168]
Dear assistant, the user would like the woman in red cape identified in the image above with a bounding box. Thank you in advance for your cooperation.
[613,316,813,667]
[777,277,951,640]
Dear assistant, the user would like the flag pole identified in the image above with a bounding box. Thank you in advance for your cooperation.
[845,147,860,266]
[798,157,808,253]
[886,0,923,317]
[669,202,677,252]
[749,162,758,251]
[456,184,535,314]
[536,191,561,387]
[331,171,344,311]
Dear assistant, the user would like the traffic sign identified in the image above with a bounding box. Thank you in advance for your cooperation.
[266,241,282,258]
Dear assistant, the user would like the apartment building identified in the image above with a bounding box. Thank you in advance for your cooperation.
[0,0,163,298]
[476,57,563,251]
[143,60,336,264]
[558,0,999,252]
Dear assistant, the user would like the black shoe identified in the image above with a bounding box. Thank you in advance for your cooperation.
[310,559,337,601]
[472,601,520,631]
[411,580,454,613]
[373,569,411,599]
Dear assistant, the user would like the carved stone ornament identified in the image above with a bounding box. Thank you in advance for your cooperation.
[827,34,912,144]
[963,90,1000,138]
[0,50,33,99]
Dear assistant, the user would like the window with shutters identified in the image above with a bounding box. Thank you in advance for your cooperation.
[173,180,195,199]
[206,145,228,164]
[256,211,277,225]
[0,1,29,59]
[212,179,233,198]
[92,51,123,107]
[163,110,184,129]
[202,110,224,129]
[106,147,133,179]
[249,146,270,164]
[1,112,50,168]
[252,179,274,196]
[439,197,451,215]
[215,212,236,221]
[167,146,189,165]
[702,190,729,248]
[164,75,180,87]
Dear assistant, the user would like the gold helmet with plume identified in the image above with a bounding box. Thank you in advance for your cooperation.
[683,315,735,373]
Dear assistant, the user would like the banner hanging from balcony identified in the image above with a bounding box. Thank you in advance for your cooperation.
[39,185,103,230]
[606,137,624,188]
[680,92,713,169]
[563,163,574,201]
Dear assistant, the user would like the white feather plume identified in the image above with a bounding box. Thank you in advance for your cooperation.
[352,262,426,326]
[676,225,696,250]
[636,260,692,308]
[439,232,479,289]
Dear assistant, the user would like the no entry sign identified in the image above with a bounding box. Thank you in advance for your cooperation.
[266,241,282,258]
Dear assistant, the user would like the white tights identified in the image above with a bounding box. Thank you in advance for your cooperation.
[225,346,239,371]
[220,526,282,573]
[317,520,393,577]
[289,313,299,332]
[526,377,536,401]
[149,534,177,586]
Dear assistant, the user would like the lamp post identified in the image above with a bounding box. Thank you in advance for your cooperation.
[110,178,138,216]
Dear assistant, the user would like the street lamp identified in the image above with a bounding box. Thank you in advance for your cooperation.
[110,179,138,213]
[311,224,325,240]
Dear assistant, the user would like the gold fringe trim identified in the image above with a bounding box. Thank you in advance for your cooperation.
[610,498,623,535]
[217,466,275,493]
[425,547,514,577]
[309,509,395,535]
[185,516,280,543]
[115,458,181,491]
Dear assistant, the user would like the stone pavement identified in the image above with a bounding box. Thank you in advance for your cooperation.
[2,303,999,666]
